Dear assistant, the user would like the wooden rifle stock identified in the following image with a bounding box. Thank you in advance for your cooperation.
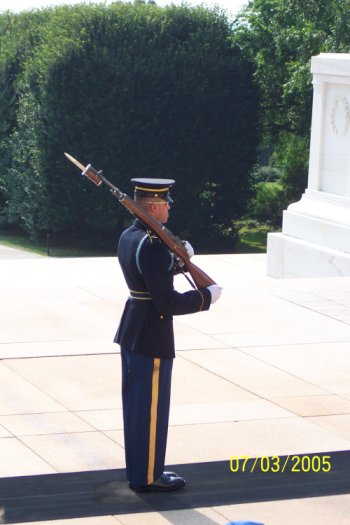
[118,194,216,288]
[65,153,216,288]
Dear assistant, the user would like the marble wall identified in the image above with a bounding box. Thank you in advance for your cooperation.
[267,54,350,278]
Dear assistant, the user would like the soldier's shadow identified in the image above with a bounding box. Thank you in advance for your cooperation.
[1,453,349,524]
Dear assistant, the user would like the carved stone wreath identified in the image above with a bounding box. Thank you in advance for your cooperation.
[330,96,350,136]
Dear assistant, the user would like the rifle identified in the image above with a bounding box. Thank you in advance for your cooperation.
[64,153,216,289]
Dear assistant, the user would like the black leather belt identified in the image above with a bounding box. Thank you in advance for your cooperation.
[129,289,152,300]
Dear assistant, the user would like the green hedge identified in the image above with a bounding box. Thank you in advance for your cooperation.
[0,2,259,252]
[248,181,285,226]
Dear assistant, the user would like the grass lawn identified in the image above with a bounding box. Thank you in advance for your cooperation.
[235,223,280,253]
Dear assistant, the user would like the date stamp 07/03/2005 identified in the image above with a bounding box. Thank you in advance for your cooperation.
[229,454,332,474]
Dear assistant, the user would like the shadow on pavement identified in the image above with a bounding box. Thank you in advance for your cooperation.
[0,451,349,523]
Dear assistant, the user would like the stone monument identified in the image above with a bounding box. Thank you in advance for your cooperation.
[267,53,350,278]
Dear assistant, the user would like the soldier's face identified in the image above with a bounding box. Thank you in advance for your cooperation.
[151,201,170,223]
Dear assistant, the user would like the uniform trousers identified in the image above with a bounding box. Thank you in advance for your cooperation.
[121,347,173,485]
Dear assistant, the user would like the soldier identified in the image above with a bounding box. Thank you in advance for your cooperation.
[114,178,222,492]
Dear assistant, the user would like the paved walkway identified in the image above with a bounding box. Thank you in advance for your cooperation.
[0,245,349,524]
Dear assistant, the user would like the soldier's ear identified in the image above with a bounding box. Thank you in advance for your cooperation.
[148,202,158,215]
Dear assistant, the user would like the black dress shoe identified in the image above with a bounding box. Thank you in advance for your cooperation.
[163,470,178,477]
[129,473,185,493]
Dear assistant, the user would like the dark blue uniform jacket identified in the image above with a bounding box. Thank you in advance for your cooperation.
[114,219,211,359]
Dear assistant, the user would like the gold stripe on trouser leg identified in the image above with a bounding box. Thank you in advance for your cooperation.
[147,358,161,484]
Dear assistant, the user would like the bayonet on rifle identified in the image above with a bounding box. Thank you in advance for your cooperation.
[65,152,216,288]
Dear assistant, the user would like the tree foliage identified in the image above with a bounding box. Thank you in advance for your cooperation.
[0,2,259,252]
[234,0,338,142]
[0,10,49,222]
[248,181,285,226]
[234,0,349,215]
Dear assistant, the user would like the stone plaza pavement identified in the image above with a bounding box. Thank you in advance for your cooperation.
[0,243,349,525]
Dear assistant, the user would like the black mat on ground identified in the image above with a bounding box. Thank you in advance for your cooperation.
[0,451,349,523]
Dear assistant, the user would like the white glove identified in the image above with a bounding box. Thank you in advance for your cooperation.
[183,240,194,258]
[207,285,223,304]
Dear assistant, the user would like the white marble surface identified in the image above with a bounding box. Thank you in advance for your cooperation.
[0,248,350,525]
[267,232,350,278]
[268,53,350,277]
